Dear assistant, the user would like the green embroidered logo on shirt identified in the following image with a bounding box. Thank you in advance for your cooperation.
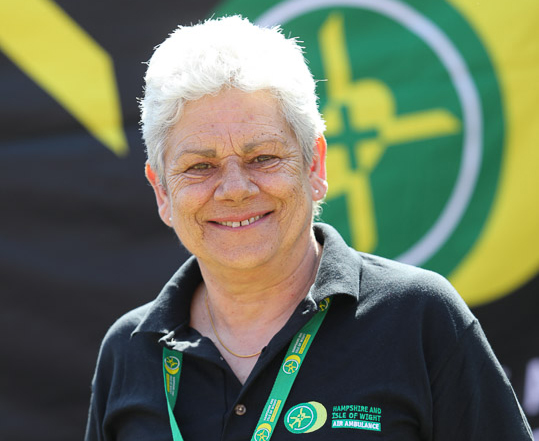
[284,402,327,434]
[331,404,382,431]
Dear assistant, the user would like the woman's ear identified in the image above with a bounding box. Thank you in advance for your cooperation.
[145,162,173,227]
[309,135,329,201]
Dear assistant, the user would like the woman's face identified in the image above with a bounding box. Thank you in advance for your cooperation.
[150,88,326,271]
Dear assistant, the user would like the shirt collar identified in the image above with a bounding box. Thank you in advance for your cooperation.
[132,222,361,336]
[309,222,361,304]
[132,256,201,336]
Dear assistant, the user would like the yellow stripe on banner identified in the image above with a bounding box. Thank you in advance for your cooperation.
[270,400,282,422]
[448,0,539,306]
[0,0,128,156]
[299,334,311,354]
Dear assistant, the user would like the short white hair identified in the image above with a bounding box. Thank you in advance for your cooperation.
[140,15,325,184]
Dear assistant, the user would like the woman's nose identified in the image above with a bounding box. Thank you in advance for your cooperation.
[214,159,259,202]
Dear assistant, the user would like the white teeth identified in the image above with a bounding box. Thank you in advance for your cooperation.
[218,215,261,228]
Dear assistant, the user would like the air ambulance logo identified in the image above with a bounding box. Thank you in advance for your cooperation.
[215,0,505,305]
[254,423,272,441]
[318,298,330,311]
[164,355,181,375]
[285,402,328,434]
[282,355,301,374]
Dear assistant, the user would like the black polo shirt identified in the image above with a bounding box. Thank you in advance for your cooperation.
[85,223,532,441]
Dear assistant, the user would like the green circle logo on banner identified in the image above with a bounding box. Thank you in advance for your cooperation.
[214,0,504,281]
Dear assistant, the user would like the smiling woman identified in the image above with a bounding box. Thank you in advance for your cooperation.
[85,15,532,441]
[147,88,326,273]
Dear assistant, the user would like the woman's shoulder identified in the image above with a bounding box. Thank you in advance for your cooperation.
[317,222,474,332]
[357,251,476,336]
[99,302,154,350]
[359,252,455,296]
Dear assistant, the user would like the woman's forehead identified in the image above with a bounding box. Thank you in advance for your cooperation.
[180,89,281,123]
[165,89,297,157]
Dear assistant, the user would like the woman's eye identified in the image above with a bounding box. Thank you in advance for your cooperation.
[253,155,276,163]
[189,162,212,171]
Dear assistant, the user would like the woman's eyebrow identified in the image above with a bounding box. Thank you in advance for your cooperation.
[171,137,286,162]
[243,137,285,152]
[172,147,217,162]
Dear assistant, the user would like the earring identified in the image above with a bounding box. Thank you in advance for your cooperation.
[315,189,320,194]
[169,217,172,222]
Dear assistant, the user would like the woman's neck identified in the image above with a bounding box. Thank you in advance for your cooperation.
[196,235,322,331]
[189,234,323,383]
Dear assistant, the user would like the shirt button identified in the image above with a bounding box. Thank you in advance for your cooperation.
[234,404,247,416]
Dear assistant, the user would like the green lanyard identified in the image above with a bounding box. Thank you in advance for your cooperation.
[162,297,331,441]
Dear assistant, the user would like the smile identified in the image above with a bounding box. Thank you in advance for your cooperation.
[216,215,263,228]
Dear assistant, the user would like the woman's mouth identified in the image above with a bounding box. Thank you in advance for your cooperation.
[214,213,269,228]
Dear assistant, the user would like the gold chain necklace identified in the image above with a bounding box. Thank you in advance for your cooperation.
[205,290,262,359]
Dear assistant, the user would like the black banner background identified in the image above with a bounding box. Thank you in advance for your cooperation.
[0,1,537,440]
[0,2,216,439]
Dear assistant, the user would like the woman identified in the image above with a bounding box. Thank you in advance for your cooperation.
[86,16,532,441]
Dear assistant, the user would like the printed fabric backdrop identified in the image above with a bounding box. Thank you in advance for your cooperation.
[0,0,538,440]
